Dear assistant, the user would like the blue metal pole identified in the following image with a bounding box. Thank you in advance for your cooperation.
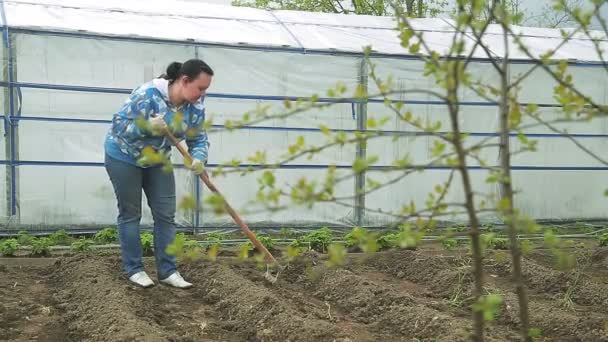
[355,58,368,226]
[0,0,16,216]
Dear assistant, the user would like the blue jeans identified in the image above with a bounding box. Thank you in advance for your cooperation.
[104,153,177,279]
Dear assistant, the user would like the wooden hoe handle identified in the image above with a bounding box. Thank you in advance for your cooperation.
[165,131,277,265]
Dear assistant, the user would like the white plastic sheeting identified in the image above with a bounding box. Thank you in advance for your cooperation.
[10,35,362,227]
[1,0,607,61]
[0,1,605,229]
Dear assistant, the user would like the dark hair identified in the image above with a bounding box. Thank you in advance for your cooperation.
[160,59,214,84]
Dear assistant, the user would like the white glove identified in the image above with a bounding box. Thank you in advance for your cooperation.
[148,114,166,135]
[190,158,206,175]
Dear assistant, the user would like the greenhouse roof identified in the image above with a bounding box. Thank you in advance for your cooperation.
[1,0,607,62]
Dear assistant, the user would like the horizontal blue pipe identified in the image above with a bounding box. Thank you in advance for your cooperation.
[205,92,354,103]
[367,98,495,106]
[16,161,104,167]
[8,115,608,139]
[9,160,187,168]
[367,98,566,108]
[211,124,608,138]
[0,81,357,103]
[219,164,608,171]
[16,116,111,124]
[4,160,608,171]
[5,27,608,67]
[0,81,132,94]
[0,81,573,109]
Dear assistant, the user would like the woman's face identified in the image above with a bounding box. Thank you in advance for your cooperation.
[180,72,212,103]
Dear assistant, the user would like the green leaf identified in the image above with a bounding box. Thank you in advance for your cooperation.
[517,131,529,145]
[94,227,118,244]
[286,244,302,262]
[509,104,522,128]
[352,158,368,173]
[352,156,378,173]
[260,171,276,188]
[520,240,534,255]
[409,42,421,54]
[301,227,333,252]
[486,174,499,184]
[366,118,377,128]
[544,230,558,248]
[204,193,227,215]
[140,232,154,255]
[0,239,19,256]
[334,132,348,145]
[431,140,446,157]
[238,243,251,260]
[178,195,197,212]
[353,84,367,98]
[49,229,71,245]
[247,151,267,164]
[319,124,331,136]
[70,238,93,252]
[326,243,347,268]
[399,28,414,48]
[526,103,539,114]
[472,294,503,321]
[379,116,391,127]
[528,327,542,338]
[553,1,564,11]
[396,224,424,249]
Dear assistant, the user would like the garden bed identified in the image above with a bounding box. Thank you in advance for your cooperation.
[2,246,608,341]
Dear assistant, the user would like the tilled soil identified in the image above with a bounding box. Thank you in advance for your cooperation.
[1,248,608,341]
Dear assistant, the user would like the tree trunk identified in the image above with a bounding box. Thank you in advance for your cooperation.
[447,62,485,342]
[405,0,415,16]
[498,1,532,339]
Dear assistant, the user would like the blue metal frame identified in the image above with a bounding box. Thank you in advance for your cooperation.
[355,58,368,226]
[5,114,607,139]
[0,81,578,108]
[8,160,608,171]
[16,116,110,124]
[0,24,605,229]
[0,0,17,216]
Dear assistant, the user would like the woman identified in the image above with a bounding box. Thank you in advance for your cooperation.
[104,59,213,288]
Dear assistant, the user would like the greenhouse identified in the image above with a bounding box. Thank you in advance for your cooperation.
[0,0,606,233]
[3,1,608,341]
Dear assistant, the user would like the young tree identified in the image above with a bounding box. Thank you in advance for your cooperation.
[528,0,585,28]
[166,0,607,340]
[232,0,448,17]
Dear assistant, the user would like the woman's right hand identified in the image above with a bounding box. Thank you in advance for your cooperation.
[148,114,167,135]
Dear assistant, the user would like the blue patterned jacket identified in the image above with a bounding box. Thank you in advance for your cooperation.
[104,78,209,166]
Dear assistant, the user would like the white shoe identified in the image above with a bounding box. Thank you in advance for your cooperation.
[160,272,193,289]
[128,271,155,288]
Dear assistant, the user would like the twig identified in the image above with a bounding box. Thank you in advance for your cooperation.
[325,302,333,320]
